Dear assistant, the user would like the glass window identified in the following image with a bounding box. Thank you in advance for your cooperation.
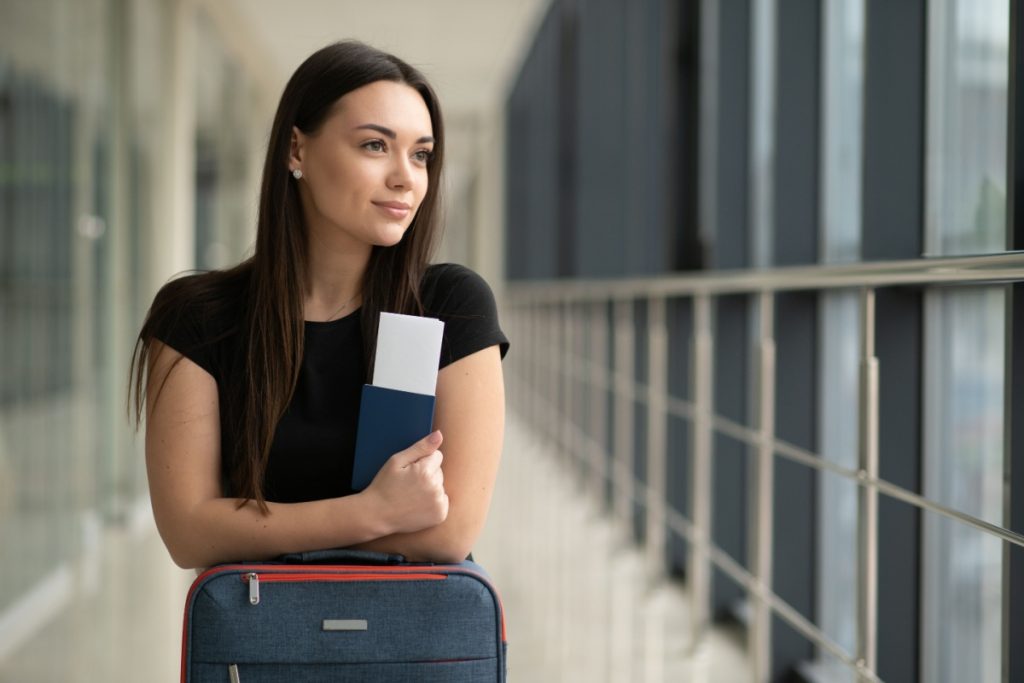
[749,0,776,268]
[0,0,115,648]
[922,2,1008,680]
[921,287,1005,683]
[193,8,261,271]
[925,0,1009,255]
[820,0,863,265]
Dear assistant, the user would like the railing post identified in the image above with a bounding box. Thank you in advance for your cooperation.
[646,295,668,577]
[545,303,558,441]
[560,298,573,461]
[856,288,879,681]
[751,291,776,683]
[568,300,584,482]
[590,300,610,505]
[689,293,714,641]
[614,298,636,539]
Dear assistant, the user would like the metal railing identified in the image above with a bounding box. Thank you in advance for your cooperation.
[502,252,1024,683]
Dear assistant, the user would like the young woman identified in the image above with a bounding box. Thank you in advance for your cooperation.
[130,41,508,570]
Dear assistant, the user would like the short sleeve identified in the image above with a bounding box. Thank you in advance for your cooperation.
[421,264,510,369]
[148,275,223,379]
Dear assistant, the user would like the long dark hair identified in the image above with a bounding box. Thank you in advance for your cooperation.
[130,41,445,510]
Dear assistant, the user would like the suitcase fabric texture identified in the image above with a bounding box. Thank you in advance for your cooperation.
[181,549,507,682]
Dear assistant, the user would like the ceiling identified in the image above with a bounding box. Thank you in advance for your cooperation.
[223,0,552,122]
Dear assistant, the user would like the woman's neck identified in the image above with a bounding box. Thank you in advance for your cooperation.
[303,240,370,322]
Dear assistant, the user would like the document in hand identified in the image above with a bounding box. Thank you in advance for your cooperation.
[351,313,445,490]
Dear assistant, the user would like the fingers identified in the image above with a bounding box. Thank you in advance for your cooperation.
[412,448,444,473]
[366,431,448,534]
[393,430,444,467]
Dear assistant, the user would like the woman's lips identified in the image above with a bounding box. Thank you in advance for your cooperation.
[372,201,411,219]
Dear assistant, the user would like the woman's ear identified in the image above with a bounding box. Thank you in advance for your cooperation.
[288,126,304,167]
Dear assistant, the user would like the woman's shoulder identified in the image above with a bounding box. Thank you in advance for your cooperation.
[149,266,251,352]
[421,263,509,366]
[420,262,496,311]
[154,267,250,314]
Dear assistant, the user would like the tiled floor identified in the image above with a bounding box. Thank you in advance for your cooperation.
[0,413,752,682]
[0,511,193,682]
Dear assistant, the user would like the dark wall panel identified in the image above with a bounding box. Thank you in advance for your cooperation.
[874,289,923,683]
[712,295,749,616]
[1008,283,1024,683]
[573,0,627,277]
[772,0,820,266]
[771,292,817,679]
[1009,6,1024,681]
[712,0,751,270]
[861,0,926,260]
[505,5,562,280]
[666,296,694,575]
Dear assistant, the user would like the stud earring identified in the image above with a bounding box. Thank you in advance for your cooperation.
[292,168,303,180]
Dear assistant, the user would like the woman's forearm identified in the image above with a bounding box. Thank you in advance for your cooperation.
[154,491,390,569]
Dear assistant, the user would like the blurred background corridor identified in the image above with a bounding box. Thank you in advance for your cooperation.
[1,0,1024,681]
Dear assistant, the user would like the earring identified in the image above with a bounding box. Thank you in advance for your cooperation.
[292,168,303,180]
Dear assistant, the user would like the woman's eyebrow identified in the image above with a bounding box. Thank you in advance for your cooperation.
[354,123,434,144]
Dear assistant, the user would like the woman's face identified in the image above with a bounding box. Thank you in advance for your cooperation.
[290,80,435,251]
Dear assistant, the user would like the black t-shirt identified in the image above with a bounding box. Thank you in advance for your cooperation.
[156,263,509,503]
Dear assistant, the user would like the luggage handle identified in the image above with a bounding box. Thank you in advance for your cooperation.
[278,548,407,565]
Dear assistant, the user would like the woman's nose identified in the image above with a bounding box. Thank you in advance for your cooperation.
[386,156,414,190]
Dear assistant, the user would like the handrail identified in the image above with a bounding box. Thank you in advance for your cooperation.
[506,251,1024,301]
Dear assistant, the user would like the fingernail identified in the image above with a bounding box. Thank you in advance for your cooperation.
[427,430,442,445]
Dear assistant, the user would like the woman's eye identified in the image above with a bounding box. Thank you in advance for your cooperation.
[412,149,433,164]
[363,140,386,153]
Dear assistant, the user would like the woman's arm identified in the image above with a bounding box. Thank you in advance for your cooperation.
[145,341,448,569]
[353,344,506,563]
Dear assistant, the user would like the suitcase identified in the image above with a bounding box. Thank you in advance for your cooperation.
[181,549,507,682]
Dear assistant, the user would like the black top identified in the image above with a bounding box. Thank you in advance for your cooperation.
[155,263,509,503]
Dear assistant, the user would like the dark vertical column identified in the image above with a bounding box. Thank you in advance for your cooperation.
[698,0,753,619]
[711,295,748,618]
[665,296,693,576]
[573,0,626,277]
[557,0,578,278]
[771,292,818,680]
[769,0,820,676]
[504,3,562,281]
[0,61,10,405]
[772,0,820,266]
[671,0,702,271]
[1006,283,1024,683]
[874,289,923,683]
[862,2,927,680]
[862,0,926,261]
[503,78,527,280]
[713,0,751,270]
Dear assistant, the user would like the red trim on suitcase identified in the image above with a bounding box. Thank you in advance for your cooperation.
[242,572,446,583]
[181,562,507,682]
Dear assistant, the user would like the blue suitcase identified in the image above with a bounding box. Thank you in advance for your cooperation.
[181,549,507,682]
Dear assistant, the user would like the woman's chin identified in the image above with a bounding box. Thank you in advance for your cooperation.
[372,225,411,248]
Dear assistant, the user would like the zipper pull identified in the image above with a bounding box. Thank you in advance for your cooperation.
[247,572,260,605]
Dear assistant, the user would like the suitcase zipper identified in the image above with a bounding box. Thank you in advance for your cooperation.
[242,571,444,607]
[246,572,259,605]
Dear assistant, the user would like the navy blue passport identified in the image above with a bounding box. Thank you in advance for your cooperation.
[351,384,436,490]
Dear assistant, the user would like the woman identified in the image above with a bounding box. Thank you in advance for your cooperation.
[130,41,508,570]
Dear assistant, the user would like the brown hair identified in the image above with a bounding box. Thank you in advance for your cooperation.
[129,41,445,510]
